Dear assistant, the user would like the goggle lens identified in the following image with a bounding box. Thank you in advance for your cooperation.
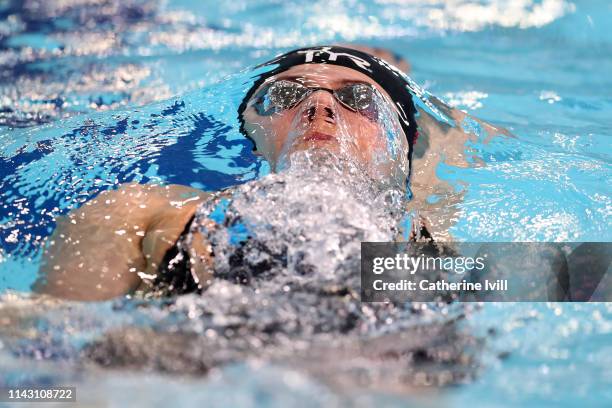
[257,80,382,122]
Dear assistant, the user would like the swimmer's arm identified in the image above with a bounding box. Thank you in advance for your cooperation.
[408,102,511,240]
[32,183,208,301]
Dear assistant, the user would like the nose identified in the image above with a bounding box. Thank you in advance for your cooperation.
[301,90,337,124]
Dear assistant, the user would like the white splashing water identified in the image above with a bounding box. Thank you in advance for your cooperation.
[193,149,409,283]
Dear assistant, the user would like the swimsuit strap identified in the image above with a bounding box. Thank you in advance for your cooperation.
[151,213,199,297]
[411,218,433,242]
[151,189,234,297]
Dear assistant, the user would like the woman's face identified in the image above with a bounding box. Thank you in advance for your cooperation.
[242,64,410,186]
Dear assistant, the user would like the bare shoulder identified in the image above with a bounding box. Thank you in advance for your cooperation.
[137,183,211,275]
[408,96,511,241]
[95,182,206,207]
[33,183,210,300]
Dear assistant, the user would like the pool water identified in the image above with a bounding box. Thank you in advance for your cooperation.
[1,0,611,406]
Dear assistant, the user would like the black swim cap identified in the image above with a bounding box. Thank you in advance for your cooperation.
[237,45,418,172]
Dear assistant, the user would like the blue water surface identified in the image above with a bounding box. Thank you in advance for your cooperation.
[0,0,611,406]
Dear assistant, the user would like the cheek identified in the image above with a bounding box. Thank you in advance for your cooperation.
[244,110,293,158]
[266,115,292,154]
[349,121,387,158]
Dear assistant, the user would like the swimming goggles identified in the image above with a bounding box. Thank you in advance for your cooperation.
[252,79,385,122]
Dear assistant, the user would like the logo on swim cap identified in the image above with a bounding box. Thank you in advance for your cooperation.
[296,46,372,71]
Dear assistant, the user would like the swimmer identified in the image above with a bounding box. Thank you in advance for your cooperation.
[33,45,501,301]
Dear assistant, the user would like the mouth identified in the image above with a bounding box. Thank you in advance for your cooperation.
[303,131,335,142]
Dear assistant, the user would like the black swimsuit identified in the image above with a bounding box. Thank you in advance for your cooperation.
[152,213,199,296]
[152,197,432,297]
